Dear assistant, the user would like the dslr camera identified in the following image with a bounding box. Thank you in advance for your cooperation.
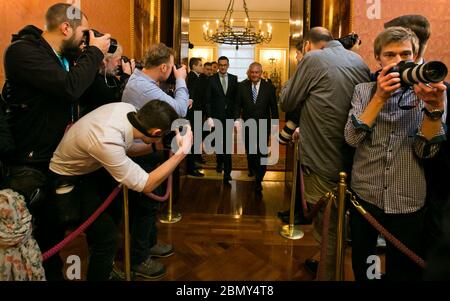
[337,33,361,50]
[117,55,144,77]
[166,64,183,85]
[386,60,448,86]
[82,29,118,54]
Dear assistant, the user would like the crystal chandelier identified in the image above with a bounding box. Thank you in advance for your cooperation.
[202,0,272,49]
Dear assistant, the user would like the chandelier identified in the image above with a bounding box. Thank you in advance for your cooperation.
[202,0,272,49]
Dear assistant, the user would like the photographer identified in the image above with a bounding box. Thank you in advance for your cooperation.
[121,43,190,279]
[280,27,370,280]
[384,15,450,260]
[344,26,447,280]
[49,100,191,280]
[80,44,135,115]
[122,43,189,117]
[1,3,111,280]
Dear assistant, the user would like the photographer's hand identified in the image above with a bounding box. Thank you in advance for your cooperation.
[293,127,300,141]
[414,82,446,110]
[121,58,133,76]
[173,65,187,80]
[175,125,193,156]
[89,30,111,55]
[375,62,402,100]
[358,63,401,128]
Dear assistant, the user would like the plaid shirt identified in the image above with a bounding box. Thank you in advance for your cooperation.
[345,82,447,214]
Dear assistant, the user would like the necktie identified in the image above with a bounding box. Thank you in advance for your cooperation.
[221,75,227,94]
[252,84,258,103]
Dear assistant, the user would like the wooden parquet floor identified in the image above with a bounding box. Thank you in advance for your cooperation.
[60,172,358,281]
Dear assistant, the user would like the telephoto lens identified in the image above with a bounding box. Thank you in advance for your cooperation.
[279,120,298,145]
[388,60,448,86]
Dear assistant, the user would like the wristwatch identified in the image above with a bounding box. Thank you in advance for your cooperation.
[422,107,444,121]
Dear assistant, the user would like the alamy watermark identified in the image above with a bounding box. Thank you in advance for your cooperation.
[170,112,280,166]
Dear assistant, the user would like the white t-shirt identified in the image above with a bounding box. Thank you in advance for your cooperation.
[50,103,149,192]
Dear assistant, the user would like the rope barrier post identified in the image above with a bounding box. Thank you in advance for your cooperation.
[159,180,182,224]
[280,140,304,240]
[335,172,347,281]
[123,186,132,281]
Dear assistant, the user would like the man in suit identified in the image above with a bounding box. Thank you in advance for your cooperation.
[186,57,205,177]
[205,56,238,184]
[235,62,279,192]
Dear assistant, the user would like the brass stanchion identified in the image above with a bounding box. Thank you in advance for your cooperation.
[280,140,304,240]
[335,172,347,281]
[122,186,132,281]
[159,182,182,223]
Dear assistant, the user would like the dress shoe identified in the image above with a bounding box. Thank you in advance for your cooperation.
[304,258,319,277]
[277,209,290,219]
[223,175,232,184]
[188,169,204,177]
[255,181,263,192]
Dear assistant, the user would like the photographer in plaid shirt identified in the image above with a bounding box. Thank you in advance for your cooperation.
[344,26,447,281]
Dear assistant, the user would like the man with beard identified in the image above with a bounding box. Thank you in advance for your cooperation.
[1,3,111,280]
[80,44,135,115]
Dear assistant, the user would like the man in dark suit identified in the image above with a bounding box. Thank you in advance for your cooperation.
[205,56,238,184]
[186,57,206,177]
[235,62,279,192]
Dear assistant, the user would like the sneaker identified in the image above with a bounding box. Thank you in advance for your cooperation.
[376,235,386,248]
[132,257,166,279]
[304,258,319,277]
[148,243,174,258]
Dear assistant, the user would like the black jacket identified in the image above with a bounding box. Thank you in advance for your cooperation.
[235,79,279,121]
[79,72,130,116]
[2,25,104,164]
[205,72,238,120]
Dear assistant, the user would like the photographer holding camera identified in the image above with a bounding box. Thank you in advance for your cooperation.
[344,26,447,281]
[79,43,135,115]
[49,100,191,280]
[384,15,450,264]
[121,43,190,279]
[122,43,189,117]
[1,3,111,280]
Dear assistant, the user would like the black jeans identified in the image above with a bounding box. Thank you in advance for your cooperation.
[129,152,166,266]
[79,169,122,281]
[350,195,424,281]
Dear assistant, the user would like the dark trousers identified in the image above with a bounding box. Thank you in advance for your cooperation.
[187,111,203,173]
[79,169,122,281]
[129,152,166,265]
[244,124,268,183]
[214,120,232,177]
[350,196,424,281]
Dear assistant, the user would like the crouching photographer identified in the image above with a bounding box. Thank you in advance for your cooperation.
[49,100,191,280]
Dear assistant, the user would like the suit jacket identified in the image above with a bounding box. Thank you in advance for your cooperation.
[206,72,238,120]
[235,79,279,121]
[186,71,207,112]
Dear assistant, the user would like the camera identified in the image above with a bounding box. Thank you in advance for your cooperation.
[82,29,117,54]
[166,64,183,85]
[121,56,144,70]
[117,55,144,76]
[337,33,361,50]
[386,60,448,86]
